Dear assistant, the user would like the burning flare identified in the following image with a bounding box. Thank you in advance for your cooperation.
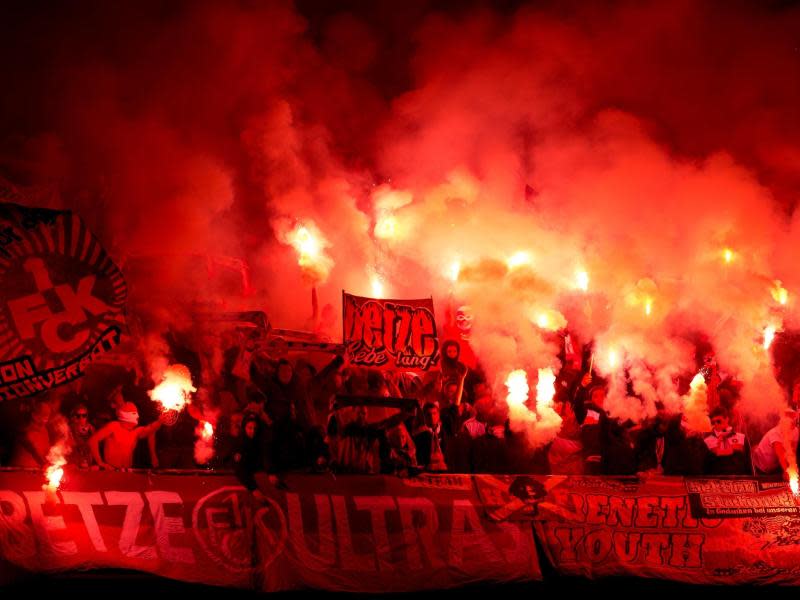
[771,280,789,306]
[42,415,71,495]
[374,214,401,240]
[369,266,386,298]
[44,462,64,492]
[534,367,563,441]
[535,367,556,410]
[280,220,334,283]
[532,308,567,332]
[505,369,529,408]
[42,440,69,494]
[763,324,778,350]
[575,269,589,292]
[504,368,563,448]
[723,247,735,264]
[291,225,320,258]
[789,465,799,496]
[447,259,461,283]
[194,418,216,465]
[149,364,196,413]
[682,372,711,432]
[506,250,533,270]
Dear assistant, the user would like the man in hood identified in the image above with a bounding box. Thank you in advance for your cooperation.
[90,401,166,469]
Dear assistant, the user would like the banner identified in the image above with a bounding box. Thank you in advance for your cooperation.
[0,470,540,591]
[520,475,800,585]
[685,477,800,518]
[0,470,254,588]
[342,292,439,372]
[0,200,127,401]
[11,471,800,587]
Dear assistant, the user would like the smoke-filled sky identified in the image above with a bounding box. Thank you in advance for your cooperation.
[2,0,800,441]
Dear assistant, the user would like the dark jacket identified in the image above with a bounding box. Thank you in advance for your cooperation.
[265,376,311,430]
[579,402,636,475]
[662,417,709,476]
[233,419,269,490]
[414,424,447,471]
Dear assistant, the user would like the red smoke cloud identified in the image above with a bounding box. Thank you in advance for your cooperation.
[1,0,800,437]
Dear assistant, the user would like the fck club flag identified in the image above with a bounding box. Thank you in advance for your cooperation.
[0,199,127,401]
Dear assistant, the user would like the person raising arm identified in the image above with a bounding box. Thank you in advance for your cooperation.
[90,402,166,470]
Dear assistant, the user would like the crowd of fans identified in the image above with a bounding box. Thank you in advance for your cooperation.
[1,332,798,488]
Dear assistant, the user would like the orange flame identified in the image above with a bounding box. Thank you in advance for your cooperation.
[723,247,735,264]
[505,369,529,407]
[535,368,556,410]
[506,250,533,270]
[533,308,567,332]
[283,221,333,283]
[575,269,589,292]
[149,364,196,413]
[369,270,385,298]
[194,416,217,465]
[44,462,64,492]
[790,467,799,497]
[290,225,320,258]
[681,372,712,432]
[447,259,461,283]
[763,324,778,350]
[771,280,789,306]
[42,437,69,494]
[374,214,401,240]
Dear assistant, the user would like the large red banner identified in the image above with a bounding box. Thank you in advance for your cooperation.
[475,474,800,585]
[9,471,800,588]
[0,470,540,591]
[342,292,440,373]
[0,199,127,401]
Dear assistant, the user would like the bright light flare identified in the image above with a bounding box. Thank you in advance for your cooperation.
[370,273,385,298]
[644,297,653,316]
[532,308,567,332]
[42,441,68,493]
[575,269,589,292]
[44,463,64,491]
[447,260,461,283]
[680,371,712,432]
[194,417,217,465]
[608,349,619,369]
[790,467,800,496]
[149,364,196,413]
[535,368,556,410]
[506,251,533,270]
[772,280,789,306]
[289,225,320,260]
[374,215,399,240]
[763,324,778,351]
[689,371,705,390]
[723,247,735,264]
[281,221,333,283]
[505,369,529,407]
